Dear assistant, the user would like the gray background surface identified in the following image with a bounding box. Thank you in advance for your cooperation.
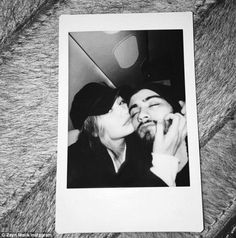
[0,0,235,237]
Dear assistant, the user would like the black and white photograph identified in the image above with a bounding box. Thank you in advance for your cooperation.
[67,29,189,188]
[56,13,203,233]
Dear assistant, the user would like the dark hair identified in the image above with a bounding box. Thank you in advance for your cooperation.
[128,83,182,113]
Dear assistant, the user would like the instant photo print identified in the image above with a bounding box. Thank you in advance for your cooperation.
[56,12,203,233]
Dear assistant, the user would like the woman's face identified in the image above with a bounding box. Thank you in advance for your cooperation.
[97,96,134,140]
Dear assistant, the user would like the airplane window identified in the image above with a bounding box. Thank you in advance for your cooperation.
[113,35,139,68]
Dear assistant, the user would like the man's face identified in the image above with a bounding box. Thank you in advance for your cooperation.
[129,89,173,142]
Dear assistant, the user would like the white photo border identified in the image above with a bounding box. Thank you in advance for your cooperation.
[56,12,203,233]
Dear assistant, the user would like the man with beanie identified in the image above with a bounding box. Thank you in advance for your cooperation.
[128,82,190,186]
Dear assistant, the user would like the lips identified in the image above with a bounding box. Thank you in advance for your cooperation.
[139,119,172,135]
[138,121,156,132]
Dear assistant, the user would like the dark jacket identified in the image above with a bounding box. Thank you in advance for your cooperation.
[67,132,167,188]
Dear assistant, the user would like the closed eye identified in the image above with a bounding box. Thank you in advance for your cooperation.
[130,111,138,118]
[149,103,160,107]
[119,99,125,105]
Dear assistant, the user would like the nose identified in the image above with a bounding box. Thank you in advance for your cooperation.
[137,111,150,123]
